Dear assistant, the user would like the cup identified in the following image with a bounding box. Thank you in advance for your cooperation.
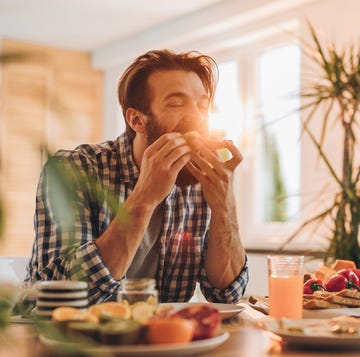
[267,255,304,319]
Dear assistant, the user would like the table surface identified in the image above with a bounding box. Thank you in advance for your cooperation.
[3,304,360,357]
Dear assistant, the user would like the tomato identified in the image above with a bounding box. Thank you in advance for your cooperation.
[325,274,347,292]
[146,317,195,344]
[353,269,360,280]
[337,269,360,290]
[303,279,325,294]
[172,304,220,340]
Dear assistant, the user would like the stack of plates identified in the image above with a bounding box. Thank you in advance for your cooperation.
[36,281,88,318]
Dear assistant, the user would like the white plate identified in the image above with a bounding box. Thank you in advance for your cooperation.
[37,291,88,299]
[36,299,88,308]
[39,331,229,356]
[303,307,360,319]
[160,302,244,320]
[36,281,88,291]
[273,330,360,348]
[10,315,34,324]
[35,307,87,317]
[264,318,360,349]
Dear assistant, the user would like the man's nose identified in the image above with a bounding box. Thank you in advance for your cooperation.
[178,115,209,134]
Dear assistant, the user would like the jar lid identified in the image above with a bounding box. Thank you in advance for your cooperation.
[121,278,156,290]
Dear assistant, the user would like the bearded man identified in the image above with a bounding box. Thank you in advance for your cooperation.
[25,49,249,304]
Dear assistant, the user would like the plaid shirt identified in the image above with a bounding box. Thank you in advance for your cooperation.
[25,133,249,304]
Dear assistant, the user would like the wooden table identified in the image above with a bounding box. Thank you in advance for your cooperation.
[3,307,360,357]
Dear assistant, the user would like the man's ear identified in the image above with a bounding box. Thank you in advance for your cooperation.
[126,108,147,133]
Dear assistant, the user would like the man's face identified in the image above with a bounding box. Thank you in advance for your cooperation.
[144,70,210,187]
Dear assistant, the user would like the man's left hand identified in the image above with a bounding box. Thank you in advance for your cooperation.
[185,139,242,209]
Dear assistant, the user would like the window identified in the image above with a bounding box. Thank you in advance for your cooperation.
[210,61,242,142]
[211,35,301,247]
[256,44,301,223]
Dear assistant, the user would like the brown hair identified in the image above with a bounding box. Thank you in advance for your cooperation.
[117,49,218,141]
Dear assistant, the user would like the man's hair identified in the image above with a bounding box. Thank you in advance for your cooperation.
[117,49,218,141]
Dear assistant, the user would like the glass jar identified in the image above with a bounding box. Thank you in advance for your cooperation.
[117,278,158,305]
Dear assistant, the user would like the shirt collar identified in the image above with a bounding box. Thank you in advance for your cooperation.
[117,132,139,183]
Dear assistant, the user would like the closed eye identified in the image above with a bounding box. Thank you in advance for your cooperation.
[167,100,184,107]
[198,99,210,111]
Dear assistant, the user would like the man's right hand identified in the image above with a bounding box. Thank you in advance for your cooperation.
[133,132,192,207]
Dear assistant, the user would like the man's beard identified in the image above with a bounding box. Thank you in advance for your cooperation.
[145,112,205,188]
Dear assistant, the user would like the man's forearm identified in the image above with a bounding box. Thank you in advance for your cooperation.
[95,193,155,280]
[205,208,246,289]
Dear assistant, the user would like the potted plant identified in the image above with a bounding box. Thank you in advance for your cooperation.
[283,22,360,267]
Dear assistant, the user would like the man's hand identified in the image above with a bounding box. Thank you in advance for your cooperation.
[134,132,192,207]
[96,132,191,279]
[185,138,242,210]
[185,137,245,289]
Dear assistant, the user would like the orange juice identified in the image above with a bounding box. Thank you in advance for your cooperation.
[268,275,303,319]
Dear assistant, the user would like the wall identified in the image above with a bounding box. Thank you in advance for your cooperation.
[96,0,360,296]
[0,39,103,257]
[245,253,323,297]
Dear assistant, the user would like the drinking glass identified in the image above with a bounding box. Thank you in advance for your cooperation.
[267,255,304,319]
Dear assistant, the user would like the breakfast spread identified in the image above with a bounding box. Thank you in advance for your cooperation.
[302,259,360,309]
[250,259,360,311]
[47,300,221,346]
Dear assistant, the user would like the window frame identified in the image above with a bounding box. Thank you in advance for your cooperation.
[212,26,314,251]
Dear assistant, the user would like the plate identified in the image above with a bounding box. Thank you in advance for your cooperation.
[36,281,88,291]
[36,298,88,308]
[274,331,360,348]
[264,317,360,349]
[37,290,88,299]
[10,315,34,324]
[160,302,244,320]
[303,307,360,319]
[39,331,229,356]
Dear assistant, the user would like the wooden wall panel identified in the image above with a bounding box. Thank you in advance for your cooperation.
[0,39,103,257]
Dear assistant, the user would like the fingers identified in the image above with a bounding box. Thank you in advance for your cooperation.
[144,132,192,172]
[191,140,242,171]
[145,132,183,155]
[223,140,243,170]
[186,161,207,183]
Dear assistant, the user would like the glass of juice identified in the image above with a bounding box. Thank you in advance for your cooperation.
[267,255,304,319]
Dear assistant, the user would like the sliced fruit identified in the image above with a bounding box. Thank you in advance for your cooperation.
[146,317,195,344]
[131,301,156,324]
[332,259,356,271]
[172,304,220,340]
[67,321,100,341]
[99,319,142,345]
[146,295,157,306]
[154,305,175,318]
[88,302,131,320]
[51,307,95,322]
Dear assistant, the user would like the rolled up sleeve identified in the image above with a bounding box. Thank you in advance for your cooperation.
[25,153,121,304]
[199,255,249,303]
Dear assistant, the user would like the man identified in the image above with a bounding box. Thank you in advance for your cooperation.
[25,49,249,304]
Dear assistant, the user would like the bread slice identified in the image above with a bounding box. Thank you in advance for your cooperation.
[313,290,360,307]
[335,289,360,299]
[303,299,343,309]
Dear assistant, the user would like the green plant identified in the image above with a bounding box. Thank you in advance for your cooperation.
[283,22,360,267]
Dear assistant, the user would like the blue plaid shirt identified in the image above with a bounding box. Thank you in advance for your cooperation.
[25,133,249,304]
